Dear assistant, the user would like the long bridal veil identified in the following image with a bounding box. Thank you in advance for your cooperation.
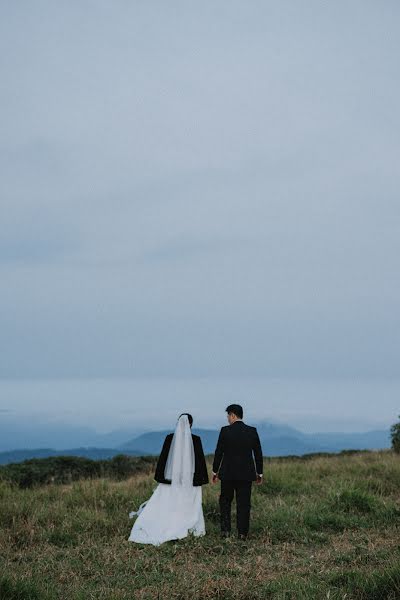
[164,414,195,486]
[128,414,205,545]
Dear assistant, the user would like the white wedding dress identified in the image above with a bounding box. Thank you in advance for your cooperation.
[128,415,206,546]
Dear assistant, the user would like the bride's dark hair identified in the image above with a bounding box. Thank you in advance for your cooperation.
[178,413,193,427]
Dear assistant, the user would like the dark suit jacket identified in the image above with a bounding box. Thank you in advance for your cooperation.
[212,420,263,481]
[154,433,209,486]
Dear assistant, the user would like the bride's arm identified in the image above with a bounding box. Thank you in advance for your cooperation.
[154,434,173,483]
[196,437,209,485]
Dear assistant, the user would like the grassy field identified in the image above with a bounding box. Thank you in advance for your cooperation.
[0,451,399,599]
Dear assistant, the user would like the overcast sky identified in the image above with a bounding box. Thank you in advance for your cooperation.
[0,2,399,430]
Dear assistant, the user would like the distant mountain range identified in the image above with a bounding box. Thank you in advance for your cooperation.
[0,420,391,465]
[0,419,146,452]
[120,421,391,456]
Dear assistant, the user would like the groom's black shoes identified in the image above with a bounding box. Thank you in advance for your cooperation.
[221,531,230,539]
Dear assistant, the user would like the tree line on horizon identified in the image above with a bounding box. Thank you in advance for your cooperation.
[0,416,398,489]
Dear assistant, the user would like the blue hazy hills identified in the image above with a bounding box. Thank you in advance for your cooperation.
[0,419,390,465]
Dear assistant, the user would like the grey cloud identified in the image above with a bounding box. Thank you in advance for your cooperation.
[0,0,399,385]
[0,227,81,265]
[141,235,247,263]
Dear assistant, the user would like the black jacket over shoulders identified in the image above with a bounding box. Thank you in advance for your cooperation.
[212,420,264,481]
[154,433,209,486]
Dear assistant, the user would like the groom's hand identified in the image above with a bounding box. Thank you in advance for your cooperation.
[256,475,263,485]
[212,472,219,484]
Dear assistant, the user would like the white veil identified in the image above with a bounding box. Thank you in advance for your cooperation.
[164,414,195,487]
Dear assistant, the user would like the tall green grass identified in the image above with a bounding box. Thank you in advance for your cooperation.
[0,450,399,599]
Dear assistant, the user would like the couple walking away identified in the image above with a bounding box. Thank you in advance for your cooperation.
[128,404,264,546]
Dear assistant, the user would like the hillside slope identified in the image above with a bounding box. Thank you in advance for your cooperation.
[0,450,399,599]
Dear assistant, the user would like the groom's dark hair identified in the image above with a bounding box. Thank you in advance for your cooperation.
[226,404,243,419]
[179,413,193,427]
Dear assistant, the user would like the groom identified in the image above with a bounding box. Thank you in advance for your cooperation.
[212,404,263,540]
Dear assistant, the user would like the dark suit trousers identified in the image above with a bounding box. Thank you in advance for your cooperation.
[219,479,252,536]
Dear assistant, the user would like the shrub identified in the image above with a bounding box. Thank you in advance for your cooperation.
[332,488,378,514]
[0,575,49,600]
[391,415,400,454]
[329,566,400,599]
[0,454,157,488]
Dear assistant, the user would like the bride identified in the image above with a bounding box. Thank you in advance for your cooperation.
[128,413,209,545]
